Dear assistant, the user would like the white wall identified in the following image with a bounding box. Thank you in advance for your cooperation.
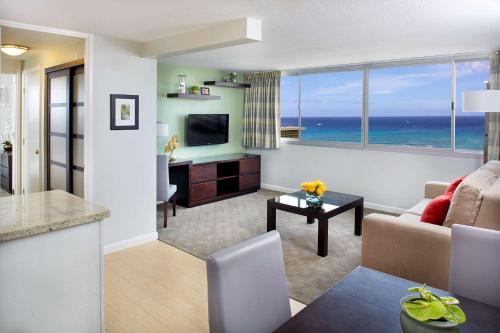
[21,39,85,191]
[90,35,157,249]
[249,143,483,212]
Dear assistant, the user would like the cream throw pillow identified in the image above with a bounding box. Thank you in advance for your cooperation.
[444,169,497,227]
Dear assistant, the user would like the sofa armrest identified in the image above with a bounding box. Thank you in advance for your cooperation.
[361,213,451,290]
[425,181,450,199]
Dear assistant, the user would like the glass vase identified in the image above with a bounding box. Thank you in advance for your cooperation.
[305,193,322,207]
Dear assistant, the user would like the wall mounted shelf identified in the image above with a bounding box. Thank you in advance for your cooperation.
[203,81,251,88]
[166,93,221,100]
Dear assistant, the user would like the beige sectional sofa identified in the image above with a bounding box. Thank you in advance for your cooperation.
[361,161,500,290]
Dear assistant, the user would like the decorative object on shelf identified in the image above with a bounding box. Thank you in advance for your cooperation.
[165,135,180,161]
[1,44,29,56]
[222,72,230,82]
[110,94,139,130]
[230,72,237,83]
[190,85,200,94]
[178,75,186,94]
[2,140,12,152]
[200,87,210,95]
[203,81,250,88]
[400,285,466,329]
[301,180,327,207]
[157,122,169,152]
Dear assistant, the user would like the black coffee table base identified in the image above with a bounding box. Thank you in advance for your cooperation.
[267,191,364,257]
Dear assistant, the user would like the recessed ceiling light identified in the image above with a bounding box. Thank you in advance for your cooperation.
[1,44,30,56]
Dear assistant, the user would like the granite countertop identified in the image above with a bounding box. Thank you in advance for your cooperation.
[0,190,110,242]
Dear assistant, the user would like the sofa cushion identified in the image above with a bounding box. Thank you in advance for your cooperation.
[474,179,500,231]
[444,169,498,227]
[420,194,452,225]
[396,213,423,223]
[480,160,500,177]
[405,199,431,216]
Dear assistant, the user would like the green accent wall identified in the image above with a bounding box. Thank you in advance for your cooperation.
[157,64,246,158]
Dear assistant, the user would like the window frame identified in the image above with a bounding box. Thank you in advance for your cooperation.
[282,53,487,157]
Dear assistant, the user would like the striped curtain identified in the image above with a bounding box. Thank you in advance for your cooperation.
[242,71,281,148]
[487,49,500,161]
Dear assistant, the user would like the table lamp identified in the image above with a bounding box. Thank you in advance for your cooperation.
[462,90,500,113]
[462,89,500,162]
[157,122,169,152]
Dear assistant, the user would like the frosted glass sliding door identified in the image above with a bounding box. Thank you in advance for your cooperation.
[46,61,84,197]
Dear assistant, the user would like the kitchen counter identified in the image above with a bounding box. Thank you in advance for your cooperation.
[0,189,110,242]
[0,190,110,332]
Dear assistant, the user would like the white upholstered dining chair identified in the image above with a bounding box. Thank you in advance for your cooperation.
[449,224,500,308]
[206,231,291,333]
[157,154,176,228]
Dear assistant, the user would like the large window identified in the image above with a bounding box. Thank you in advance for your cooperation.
[280,56,488,153]
[368,63,452,148]
[300,70,363,143]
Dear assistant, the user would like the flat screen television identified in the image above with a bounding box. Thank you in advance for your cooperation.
[187,114,229,146]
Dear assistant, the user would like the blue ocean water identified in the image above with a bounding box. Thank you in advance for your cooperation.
[281,116,484,151]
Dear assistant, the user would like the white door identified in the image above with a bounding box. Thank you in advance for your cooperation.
[22,67,41,193]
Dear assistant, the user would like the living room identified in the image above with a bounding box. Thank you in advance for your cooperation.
[1,1,500,332]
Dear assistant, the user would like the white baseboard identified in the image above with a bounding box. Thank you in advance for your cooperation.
[104,232,158,255]
[261,183,405,215]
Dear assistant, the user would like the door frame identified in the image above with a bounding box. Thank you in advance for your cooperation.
[21,65,41,194]
[0,19,93,200]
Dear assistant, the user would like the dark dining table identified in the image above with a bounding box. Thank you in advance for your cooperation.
[274,266,500,333]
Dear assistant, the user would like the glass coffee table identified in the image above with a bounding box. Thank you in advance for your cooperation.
[267,191,364,257]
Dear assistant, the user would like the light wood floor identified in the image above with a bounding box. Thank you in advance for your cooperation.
[105,241,306,333]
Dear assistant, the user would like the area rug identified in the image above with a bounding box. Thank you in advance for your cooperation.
[157,189,378,304]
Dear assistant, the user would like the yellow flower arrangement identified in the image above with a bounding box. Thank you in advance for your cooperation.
[301,180,328,197]
[165,135,180,160]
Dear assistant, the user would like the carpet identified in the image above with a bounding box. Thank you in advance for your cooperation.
[157,189,377,304]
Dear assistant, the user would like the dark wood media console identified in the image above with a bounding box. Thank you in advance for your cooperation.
[169,153,261,207]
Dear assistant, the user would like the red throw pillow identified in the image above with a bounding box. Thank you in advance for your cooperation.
[421,194,452,225]
[445,176,466,195]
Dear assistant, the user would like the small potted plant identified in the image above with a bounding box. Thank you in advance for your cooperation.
[301,180,327,207]
[2,140,12,152]
[190,85,200,95]
[164,135,180,161]
[401,285,466,329]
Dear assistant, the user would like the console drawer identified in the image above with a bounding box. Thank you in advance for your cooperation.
[239,173,260,191]
[191,181,216,202]
[239,157,260,175]
[191,164,216,184]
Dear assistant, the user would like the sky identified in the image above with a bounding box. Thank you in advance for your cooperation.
[281,59,489,118]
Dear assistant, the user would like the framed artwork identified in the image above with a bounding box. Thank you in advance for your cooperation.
[200,87,210,95]
[110,94,139,130]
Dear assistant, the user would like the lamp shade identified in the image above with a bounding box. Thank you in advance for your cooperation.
[157,122,169,137]
[462,90,500,113]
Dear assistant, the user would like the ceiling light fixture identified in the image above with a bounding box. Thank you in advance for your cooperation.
[0,44,30,56]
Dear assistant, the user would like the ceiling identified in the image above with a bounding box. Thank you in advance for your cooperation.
[1,26,83,61]
[1,0,500,70]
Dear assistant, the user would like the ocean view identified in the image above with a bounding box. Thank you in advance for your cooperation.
[281,116,484,151]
